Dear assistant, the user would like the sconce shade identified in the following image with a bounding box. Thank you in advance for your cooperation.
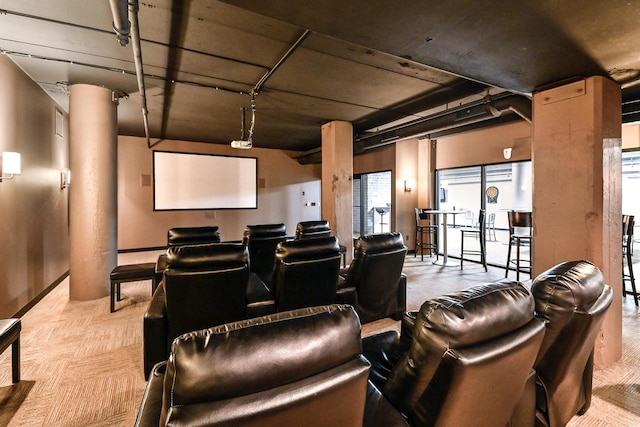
[2,152,21,175]
[404,178,416,192]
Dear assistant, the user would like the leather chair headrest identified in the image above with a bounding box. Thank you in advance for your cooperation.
[531,259,607,330]
[166,243,248,269]
[276,236,340,261]
[354,232,405,255]
[296,220,331,238]
[243,223,286,238]
[167,226,221,246]
[166,304,362,405]
[417,279,535,348]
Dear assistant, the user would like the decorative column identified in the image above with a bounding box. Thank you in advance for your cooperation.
[322,121,354,263]
[532,76,622,368]
[68,84,118,300]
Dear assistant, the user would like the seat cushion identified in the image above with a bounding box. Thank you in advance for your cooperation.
[110,263,156,281]
[0,318,21,352]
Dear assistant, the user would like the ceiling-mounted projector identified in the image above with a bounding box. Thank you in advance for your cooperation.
[231,140,252,149]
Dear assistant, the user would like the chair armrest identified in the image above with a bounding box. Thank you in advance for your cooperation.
[134,362,166,427]
[154,254,168,286]
[394,273,407,320]
[339,266,350,278]
[246,273,276,319]
[336,275,357,308]
[400,310,417,350]
[143,285,168,380]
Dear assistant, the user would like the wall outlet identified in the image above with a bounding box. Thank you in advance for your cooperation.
[205,211,216,219]
[405,235,410,241]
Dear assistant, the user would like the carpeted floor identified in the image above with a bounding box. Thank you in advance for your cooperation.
[0,250,639,426]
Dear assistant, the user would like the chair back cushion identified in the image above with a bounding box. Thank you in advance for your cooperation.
[161,305,370,427]
[167,226,221,246]
[242,223,287,287]
[346,233,407,323]
[384,280,544,426]
[273,236,341,311]
[295,220,332,239]
[531,260,613,427]
[163,243,249,341]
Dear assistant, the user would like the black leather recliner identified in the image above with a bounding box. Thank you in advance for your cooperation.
[272,236,342,312]
[337,233,407,323]
[242,223,287,289]
[529,260,613,427]
[362,280,545,427]
[135,305,409,427]
[143,243,275,379]
[154,226,222,284]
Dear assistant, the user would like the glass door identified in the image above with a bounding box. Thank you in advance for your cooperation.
[353,171,392,238]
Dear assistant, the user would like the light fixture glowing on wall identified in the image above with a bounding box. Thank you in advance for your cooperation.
[404,178,416,192]
[503,147,513,160]
[61,168,71,189]
[0,152,21,182]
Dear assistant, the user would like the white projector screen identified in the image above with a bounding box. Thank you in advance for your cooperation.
[153,151,258,210]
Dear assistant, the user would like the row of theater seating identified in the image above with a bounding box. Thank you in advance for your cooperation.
[135,260,612,427]
[143,222,408,379]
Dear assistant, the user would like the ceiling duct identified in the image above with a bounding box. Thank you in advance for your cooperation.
[295,92,531,165]
[354,93,531,154]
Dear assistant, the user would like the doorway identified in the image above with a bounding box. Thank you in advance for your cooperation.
[353,171,392,239]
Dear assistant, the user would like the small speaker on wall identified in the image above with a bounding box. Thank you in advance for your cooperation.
[140,174,151,187]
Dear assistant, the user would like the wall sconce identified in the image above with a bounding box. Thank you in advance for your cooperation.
[404,178,416,192]
[503,147,513,160]
[0,152,21,182]
[60,168,71,189]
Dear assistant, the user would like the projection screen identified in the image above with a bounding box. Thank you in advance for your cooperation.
[153,151,258,210]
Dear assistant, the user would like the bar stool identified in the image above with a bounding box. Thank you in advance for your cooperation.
[415,208,438,261]
[460,209,487,271]
[505,210,532,281]
[623,215,637,305]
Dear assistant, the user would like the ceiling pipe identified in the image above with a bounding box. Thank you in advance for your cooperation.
[108,0,130,46]
[295,92,531,164]
[110,0,151,148]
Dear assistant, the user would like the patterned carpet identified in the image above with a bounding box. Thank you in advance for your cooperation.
[0,250,638,426]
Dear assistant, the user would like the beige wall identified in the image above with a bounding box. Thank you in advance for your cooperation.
[0,56,70,317]
[622,123,640,149]
[117,136,322,249]
[436,121,533,169]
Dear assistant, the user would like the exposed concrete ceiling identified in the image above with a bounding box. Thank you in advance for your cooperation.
[2,0,639,154]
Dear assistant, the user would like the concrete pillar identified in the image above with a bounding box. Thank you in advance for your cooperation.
[532,76,622,368]
[322,121,354,263]
[68,84,118,300]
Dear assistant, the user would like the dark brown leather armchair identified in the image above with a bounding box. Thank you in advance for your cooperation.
[135,305,408,427]
[242,223,287,289]
[337,233,407,323]
[272,236,342,312]
[154,226,222,284]
[362,280,545,427]
[143,243,275,379]
[530,260,613,427]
